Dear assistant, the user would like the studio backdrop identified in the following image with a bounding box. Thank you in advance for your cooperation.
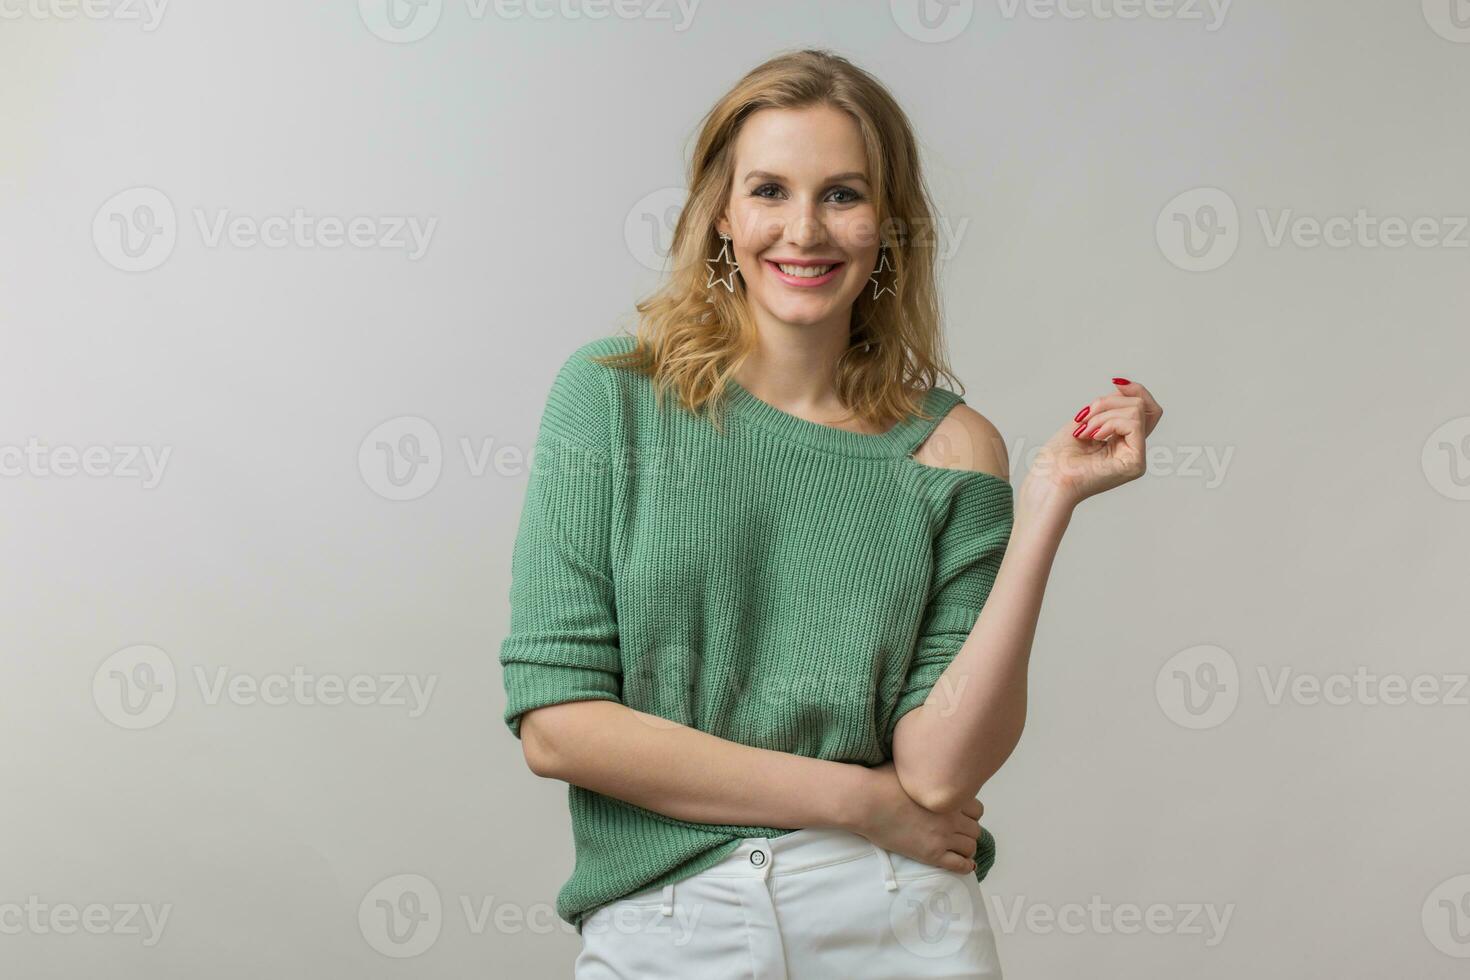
[3,2,1467,977]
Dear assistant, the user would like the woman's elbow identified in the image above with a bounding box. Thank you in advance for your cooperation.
[518,709,564,778]
[909,777,975,814]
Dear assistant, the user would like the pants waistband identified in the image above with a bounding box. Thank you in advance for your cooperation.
[699,827,884,878]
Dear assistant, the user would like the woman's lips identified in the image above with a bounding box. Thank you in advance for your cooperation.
[765,259,844,287]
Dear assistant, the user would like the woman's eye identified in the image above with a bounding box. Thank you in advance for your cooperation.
[749,184,863,204]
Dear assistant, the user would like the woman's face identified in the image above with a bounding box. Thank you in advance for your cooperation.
[716,104,882,333]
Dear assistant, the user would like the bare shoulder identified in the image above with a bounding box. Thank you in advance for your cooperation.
[911,402,1009,481]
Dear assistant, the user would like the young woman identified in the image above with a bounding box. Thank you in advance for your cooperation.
[500,48,1163,978]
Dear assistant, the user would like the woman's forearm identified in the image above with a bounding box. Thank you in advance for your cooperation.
[891,475,1074,811]
[521,699,872,832]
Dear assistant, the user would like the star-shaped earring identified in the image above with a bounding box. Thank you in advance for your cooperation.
[706,232,740,292]
[869,242,897,300]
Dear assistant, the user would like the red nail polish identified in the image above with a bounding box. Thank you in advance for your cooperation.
[1086,424,1101,438]
[1073,405,1091,423]
[1111,377,1131,386]
[1072,422,1086,437]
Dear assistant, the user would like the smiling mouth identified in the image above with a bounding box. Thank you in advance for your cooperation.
[770,261,841,277]
[764,259,845,285]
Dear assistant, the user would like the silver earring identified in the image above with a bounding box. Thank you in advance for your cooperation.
[869,240,898,300]
[707,232,740,293]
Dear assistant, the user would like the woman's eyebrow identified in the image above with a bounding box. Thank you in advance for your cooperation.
[743,169,870,184]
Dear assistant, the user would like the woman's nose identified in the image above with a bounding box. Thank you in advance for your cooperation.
[782,207,827,248]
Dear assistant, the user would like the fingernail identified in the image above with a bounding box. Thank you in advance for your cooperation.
[1073,405,1091,422]
[1086,424,1101,438]
[1112,377,1131,386]
[1073,422,1086,437]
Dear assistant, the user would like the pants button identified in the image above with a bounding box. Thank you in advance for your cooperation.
[750,850,767,867]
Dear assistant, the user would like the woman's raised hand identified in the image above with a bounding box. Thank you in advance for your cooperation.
[1027,377,1163,507]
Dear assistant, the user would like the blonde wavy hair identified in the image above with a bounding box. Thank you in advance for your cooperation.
[595,47,964,434]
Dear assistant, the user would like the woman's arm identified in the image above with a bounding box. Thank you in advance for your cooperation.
[893,381,1160,812]
[522,701,987,874]
[521,700,868,831]
[891,478,1072,812]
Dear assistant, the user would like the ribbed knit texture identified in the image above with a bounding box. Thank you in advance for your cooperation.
[499,334,1014,931]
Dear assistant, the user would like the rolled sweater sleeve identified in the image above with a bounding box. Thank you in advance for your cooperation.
[499,346,623,740]
[884,472,1014,748]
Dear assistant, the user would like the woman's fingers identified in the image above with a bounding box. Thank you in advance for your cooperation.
[1074,406,1140,441]
[951,812,981,839]
[937,851,974,874]
[1073,393,1140,423]
[950,832,980,859]
[1111,378,1163,436]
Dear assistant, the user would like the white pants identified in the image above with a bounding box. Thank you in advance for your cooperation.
[574,827,1003,979]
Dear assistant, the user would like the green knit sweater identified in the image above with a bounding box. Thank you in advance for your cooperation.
[499,334,1014,932]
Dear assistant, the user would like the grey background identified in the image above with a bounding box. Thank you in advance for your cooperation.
[3,1,1468,976]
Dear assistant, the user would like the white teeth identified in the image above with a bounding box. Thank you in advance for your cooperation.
[775,262,834,278]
